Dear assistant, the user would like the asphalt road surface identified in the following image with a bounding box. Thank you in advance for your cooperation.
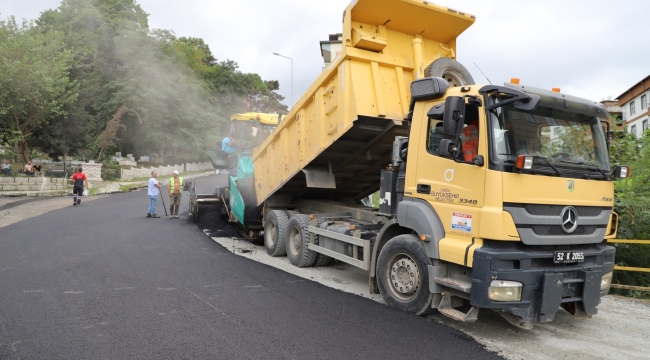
[0,175,503,359]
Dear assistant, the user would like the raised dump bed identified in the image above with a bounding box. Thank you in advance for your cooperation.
[252,0,475,205]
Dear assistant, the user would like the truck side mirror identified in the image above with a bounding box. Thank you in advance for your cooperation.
[443,96,464,137]
[438,138,454,158]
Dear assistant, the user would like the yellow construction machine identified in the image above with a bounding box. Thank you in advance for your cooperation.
[197,0,629,328]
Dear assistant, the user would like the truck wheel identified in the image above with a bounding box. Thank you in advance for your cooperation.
[377,234,433,316]
[286,214,317,267]
[264,210,288,256]
[313,253,332,267]
[312,219,332,267]
[424,58,474,87]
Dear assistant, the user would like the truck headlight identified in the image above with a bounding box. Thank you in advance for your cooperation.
[488,280,523,302]
[601,271,613,291]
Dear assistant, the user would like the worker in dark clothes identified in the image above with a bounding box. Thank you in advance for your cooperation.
[70,168,89,206]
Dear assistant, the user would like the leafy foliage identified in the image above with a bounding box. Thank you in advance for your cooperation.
[609,128,650,297]
[1,0,287,163]
[101,160,121,181]
[0,16,77,162]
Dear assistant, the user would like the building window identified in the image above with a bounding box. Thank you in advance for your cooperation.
[643,120,648,133]
[630,101,636,116]
[631,124,637,136]
[643,95,648,110]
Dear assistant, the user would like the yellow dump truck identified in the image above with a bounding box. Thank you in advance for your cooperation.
[197,0,629,328]
[229,112,282,144]
[205,112,283,170]
[230,112,282,131]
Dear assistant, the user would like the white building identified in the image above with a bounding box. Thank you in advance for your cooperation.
[320,33,343,71]
[617,75,650,138]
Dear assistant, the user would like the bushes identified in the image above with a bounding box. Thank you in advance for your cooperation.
[101,161,121,181]
[609,129,650,298]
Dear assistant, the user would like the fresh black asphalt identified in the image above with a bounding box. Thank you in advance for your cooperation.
[0,175,504,359]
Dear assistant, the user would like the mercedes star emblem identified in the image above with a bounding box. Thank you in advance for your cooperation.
[560,206,579,233]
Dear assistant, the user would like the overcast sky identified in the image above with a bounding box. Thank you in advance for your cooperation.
[4,0,649,108]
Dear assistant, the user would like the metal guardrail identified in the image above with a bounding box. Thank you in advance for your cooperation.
[608,239,650,291]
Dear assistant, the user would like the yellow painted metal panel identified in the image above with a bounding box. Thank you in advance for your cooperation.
[502,172,615,207]
[253,0,474,205]
[283,114,303,179]
[351,24,388,52]
[408,93,486,234]
[480,169,519,240]
[394,66,409,116]
[349,0,474,44]
[254,50,415,204]
[439,237,472,266]
[502,212,519,238]
[408,97,485,266]
[604,211,618,238]
[370,62,386,117]
[466,238,484,268]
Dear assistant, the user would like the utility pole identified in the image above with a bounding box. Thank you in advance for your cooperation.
[273,52,293,108]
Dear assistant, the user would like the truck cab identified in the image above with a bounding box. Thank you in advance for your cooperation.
[381,77,621,327]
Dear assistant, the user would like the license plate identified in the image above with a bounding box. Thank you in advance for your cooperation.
[554,251,584,264]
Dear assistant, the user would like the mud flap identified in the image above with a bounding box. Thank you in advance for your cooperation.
[579,270,601,316]
[538,272,563,323]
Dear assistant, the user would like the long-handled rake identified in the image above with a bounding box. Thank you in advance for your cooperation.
[159,187,168,216]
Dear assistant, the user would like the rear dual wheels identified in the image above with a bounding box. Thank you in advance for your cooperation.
[264,210,288,256]
[312,218,332,266]
[377,234,434,316]
[286,215,318,268]
[264,211,331,267]
[313,253,332,267]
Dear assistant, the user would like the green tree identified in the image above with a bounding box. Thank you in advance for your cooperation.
[20,0,287,162]
[609,128,650,295]
[0,16,77,162]
[35,0,149,160]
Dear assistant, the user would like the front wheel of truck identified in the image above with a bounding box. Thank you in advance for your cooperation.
[377,234,433,316]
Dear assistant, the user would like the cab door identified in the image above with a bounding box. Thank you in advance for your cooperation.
[405,99,487,266]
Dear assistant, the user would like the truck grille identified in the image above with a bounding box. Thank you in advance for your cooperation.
[531,225,598,236]
[504,203,612,245]
[523,204,604,217]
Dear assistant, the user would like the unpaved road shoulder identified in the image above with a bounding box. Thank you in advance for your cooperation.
[210,235,648,360]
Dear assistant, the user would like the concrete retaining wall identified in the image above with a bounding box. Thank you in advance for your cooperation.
[0,176,69,191]
[81,163,103,181]
[120,162,212,181]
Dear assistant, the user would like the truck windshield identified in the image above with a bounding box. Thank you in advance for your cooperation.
[487,95,610,176]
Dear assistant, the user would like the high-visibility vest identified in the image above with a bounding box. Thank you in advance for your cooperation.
[169,176,183,193]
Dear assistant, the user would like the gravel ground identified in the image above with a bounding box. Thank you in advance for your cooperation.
[202,221,649,360]
[95,181,121,194]
[430,295,649,360]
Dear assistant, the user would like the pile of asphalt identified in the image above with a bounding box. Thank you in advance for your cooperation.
[197,211,242,238]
